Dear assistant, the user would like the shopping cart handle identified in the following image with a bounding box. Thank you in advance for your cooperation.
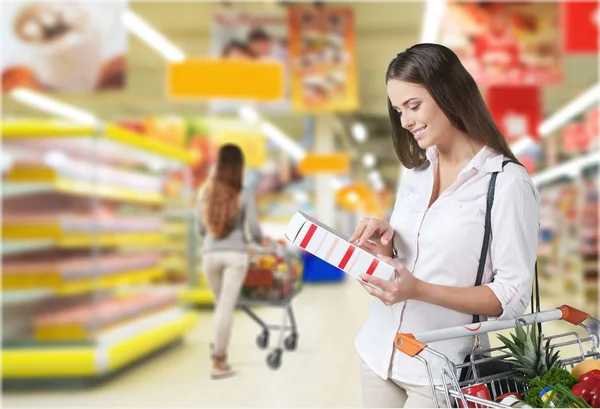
[393,305,592,356]
[559,305,590,325]
[394,333,427,358]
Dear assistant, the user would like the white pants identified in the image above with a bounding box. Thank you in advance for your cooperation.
[202,252,249,357]
[359,359,446,408]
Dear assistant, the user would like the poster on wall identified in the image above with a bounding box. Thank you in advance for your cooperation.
[2,1,129,93]
[487,86,541,143]
[562,1,599,53]
[210,8,290,112]
[441,2,562,86]
[288,6,358,112]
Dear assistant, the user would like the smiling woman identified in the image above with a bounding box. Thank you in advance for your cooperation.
[350,43,540,408]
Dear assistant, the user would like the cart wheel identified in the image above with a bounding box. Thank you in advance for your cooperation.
[284,334,298,351]
[256,331,269,349]
[267,349,282,369]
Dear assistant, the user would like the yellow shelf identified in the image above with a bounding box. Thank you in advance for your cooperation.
[3,222,164,248]
[1,121,194,164]
[5,167,164,205]
[3,267,164,295]
[3,309,198,378]
[179,287,214,306]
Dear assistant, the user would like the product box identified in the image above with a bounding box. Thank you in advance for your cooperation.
[285,211,395,289]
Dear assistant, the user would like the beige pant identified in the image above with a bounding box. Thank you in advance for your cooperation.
[359,359,446,408]
[202,252,249,357]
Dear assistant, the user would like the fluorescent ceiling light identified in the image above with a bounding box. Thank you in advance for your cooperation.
[510,135,535,157]
[532,152,600,187]
[368,170,385,192]
[352,122,368,143]
[421,0,446,43]
[363,153,376,168]
[538,83,600,136]
[260,122,306,161]
[11,88,99,125]
[347,192,359,203]
[352,123,368,143]
[511,82,600,156]
[239,106,259,123]
[122,9,185,62]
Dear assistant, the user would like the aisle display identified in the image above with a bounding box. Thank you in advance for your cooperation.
[536,161,599,319]
[1,121,198,382]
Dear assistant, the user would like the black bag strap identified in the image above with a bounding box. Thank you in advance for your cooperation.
[473,159,540,324]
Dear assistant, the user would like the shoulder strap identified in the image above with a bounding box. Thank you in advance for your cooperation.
[472,160,540,323]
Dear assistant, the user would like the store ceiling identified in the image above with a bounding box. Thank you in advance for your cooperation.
[2,2,598,186]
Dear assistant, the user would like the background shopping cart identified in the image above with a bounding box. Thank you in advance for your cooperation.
[394,305,600,408]
[238,239,303,369]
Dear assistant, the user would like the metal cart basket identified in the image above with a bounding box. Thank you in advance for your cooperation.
[394,305,600,408]
[238,240,303,369]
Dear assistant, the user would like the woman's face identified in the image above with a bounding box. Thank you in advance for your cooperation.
[386,79,455,149]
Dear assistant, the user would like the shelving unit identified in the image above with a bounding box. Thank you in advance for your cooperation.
[1,121,199,383]
[536,153,599,320]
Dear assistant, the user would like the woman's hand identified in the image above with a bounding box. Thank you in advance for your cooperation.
[359,255,421,306]
[348,218,394,258]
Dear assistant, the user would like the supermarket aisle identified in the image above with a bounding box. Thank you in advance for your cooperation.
[3,279,372,408]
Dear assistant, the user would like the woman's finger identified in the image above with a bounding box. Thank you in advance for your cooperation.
[359,279,384,298]
[357,221,381,246]
[380,227,394,246]
[348,219,369,243]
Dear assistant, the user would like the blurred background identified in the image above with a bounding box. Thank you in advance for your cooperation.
[1,1,598,407]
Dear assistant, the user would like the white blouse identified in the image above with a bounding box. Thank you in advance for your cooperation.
[355,145,540,386]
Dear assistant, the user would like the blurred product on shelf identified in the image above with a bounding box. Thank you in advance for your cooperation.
[537,168,598,319]
[33,290,178,341]
[1,121,198,383]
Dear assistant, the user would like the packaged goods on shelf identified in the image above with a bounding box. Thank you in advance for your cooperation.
[1,121,198,382]
[33,291,178,341]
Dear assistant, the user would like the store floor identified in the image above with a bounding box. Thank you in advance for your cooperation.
[3,280,592,408]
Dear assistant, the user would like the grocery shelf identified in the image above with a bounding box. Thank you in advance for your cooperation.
[2,121,194,165]
[178,287,214,306]
[2,229,164,249]
[3,267,164,296]
[2,240,55,255]
[2,290,55,305]
[3,307,198,378]
[3,178,163,205]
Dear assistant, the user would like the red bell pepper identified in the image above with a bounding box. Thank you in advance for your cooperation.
[579,369,600,383]
[571,370,600,405]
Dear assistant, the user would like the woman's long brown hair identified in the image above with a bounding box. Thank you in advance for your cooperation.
[386,43,519,169]
[202,144,244,239]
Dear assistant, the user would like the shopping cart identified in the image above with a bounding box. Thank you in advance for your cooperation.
[238,239,303,369]
[394,305,600,408]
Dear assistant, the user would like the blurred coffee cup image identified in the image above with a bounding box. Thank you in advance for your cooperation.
[4,1,125,93]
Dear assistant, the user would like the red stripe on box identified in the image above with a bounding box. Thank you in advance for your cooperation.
[366,259,379,276]
[300,224,317,248]
[338,246,355,270]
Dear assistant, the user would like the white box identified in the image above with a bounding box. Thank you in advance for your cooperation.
[285,211,395,289]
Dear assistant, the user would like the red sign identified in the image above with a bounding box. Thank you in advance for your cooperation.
[487,86,541,143]
[562,2,599,53]
[562,123,588,153]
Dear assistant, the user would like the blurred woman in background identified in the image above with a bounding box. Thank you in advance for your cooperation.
[196,144,264,380]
